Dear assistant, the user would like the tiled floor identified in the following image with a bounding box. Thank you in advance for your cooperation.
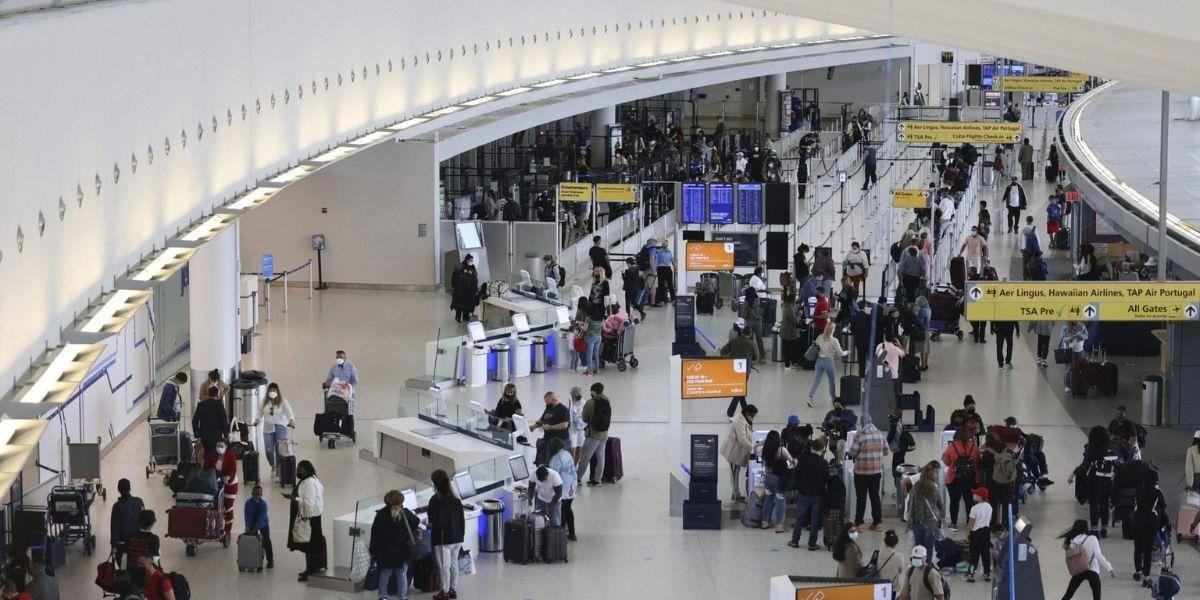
[53,118,1199,599]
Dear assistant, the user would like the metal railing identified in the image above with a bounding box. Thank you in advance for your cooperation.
[241,259,314,321]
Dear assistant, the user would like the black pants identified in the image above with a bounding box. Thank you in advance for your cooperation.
[656,266,675,303]
[1007,207,1021,232]
[861,165,877,189]
[968,526,992,575]
[1061,571,1101,600]
[891,378,903,403]
[252,525,275,563]
[1036,334,1050,360]
[995,331,1013,366]
[455,308,471,322]
[901,274,921,304]
[1088,490,1111,529]
[562,499,576,537]
[971,321,987,343]
[853,473,882,526]
[1133,531,1155,576]
[948,478,974,526]
[856,345,869,377]
[1022,162,1034,181]
[782,338,801,367]
[624,291,644,317]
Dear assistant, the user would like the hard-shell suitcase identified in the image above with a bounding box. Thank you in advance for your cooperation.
[167,506,221,540]
[542,526,569,563]
[410,554,438,592]
[278,455,297,487]
[822,507,844,549]
[503,518,536,564]
[242,450,260,484]
[740,491,764,527]
[840,375,861,406]
[1045,164,1058,182]
[950,256,967,291]
[696,292,716,315]
[237,532,265,572]
[602,437,623,482]
[761,298,778,326]
[1051,229,1070,250]
[1071,361,1090,397]
[900,355,921,383]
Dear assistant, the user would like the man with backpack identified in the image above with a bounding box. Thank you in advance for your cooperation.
[898,546,947,600]
[155,372,188,422]
[621,258,646,320]
[941,427,981,531]
[1019,216,1043,280]
[576,382,612,487]
[636,238,658,306]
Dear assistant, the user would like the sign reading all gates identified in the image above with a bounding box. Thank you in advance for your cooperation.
[891,189,929,209]
[595,183,638,202]
[998,75,1088,93]
[896,121,1022,144]
[964,282,1200,322]
[681,358,748,399]
[556,182,592,202]
[685,241,735,271]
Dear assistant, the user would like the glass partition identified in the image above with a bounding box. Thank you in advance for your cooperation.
[398,388,513,449]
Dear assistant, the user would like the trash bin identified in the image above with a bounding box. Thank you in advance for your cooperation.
[230,378,261,425]
[513,337,532,378]
[555,329,573,368]
[526,253,542,286]
[489,343,510,382]
[1141,375,1163,426]
[770,325,782,363]
[531,336,548,373]
[479,499,506,553]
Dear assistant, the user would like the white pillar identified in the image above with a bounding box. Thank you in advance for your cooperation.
[764,73,788,135]
[588,106,617,168]
[1188,96,1200,121]
[188,223,241,405]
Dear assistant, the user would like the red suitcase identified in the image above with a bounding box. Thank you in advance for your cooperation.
[950,256,966,290]
[603,437,623,483]
[167,506,222,540]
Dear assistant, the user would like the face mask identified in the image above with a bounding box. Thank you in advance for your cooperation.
[848,532,859,541]
[216,446,226,455]
[268,391,278,399]
[336,358,345,365]
[911,559,924,568]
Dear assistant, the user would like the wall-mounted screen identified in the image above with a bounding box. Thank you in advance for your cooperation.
[453,471,477,498]
[707,183,734,224]
[764,182,791,225]
[680,183,707,224]
[736,183,763,224]
[508,454,530,482]
[455,222,484,249]
[711,232,759,268]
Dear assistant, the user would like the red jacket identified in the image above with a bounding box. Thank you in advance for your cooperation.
[941,439,981,485]
[203,450,238,486]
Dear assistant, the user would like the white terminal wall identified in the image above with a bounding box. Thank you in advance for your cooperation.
[0,0,865,389]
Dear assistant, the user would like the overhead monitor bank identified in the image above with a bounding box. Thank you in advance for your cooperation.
[677,181,792,225]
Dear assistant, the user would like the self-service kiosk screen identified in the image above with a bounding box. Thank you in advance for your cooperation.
[453,471,477,498]
[512,313,530,332]
[466,321,486,342]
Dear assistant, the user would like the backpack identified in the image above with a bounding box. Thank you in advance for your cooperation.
[905,565,951,600]
[1089,456,1115,480]
[1155,570,1182,598]
[590,398,612,432]
[167,572,191,600]
[1047,202,1063,219]
[889,242,903,264]
[1064,537,1092,576]
[636,246,652,271]
[1025,230,1041,254]
[990,448,1018,485]
[856,549,880,578]
[952,445,975,482]
[156,382,180,420]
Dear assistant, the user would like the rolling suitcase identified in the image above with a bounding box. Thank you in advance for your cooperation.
[822,507,844,549]
[410,554,438,592]
[278,455,297,487]
[542,526,569,563]
[1045,164,1058,182]
[950,256,966,291]
[602,437,623,483]
[237,532,265,572]
[900,355,921,383]
[696,292,716,315]
[313,413,341,437]
[241,449,260,484]
[1070,361,1090,397]
[503,517,536,564]
[840,375,861,406]
[1177,491,1200,541]
[178,431,195,462]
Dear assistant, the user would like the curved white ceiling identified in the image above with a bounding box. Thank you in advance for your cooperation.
[740,0,1200,97]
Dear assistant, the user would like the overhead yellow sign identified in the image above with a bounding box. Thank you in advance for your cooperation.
[896,121,1022,144]
[557,182,592,202]
[595,183,638,203]
[964,282,1200,322]
[999,76,1088,93]
[891,189,929,209]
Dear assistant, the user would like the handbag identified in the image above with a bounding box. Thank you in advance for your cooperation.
[362,562,379,591]
[804,342,819,362]
[292,515,312,544]
[401,510,432,560]
[856,549,880,578]
[1054,347,1073,365]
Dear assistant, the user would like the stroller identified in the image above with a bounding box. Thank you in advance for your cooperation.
[47,485,98,556]
[928,284,964,340]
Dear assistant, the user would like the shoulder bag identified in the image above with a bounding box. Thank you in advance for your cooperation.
[401,510,432,560]
[292,514,312,544]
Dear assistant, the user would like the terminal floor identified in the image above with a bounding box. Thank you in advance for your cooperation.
[56,175,1200,598]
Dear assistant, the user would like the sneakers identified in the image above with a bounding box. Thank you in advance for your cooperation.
[965,573,975,583]
[786,541,800,548]
[982,574,991,582]
[807,544,821,551]
[946,524,959,532]
[1006,362,1014,369]
[433,592,449,600]
[806,397,814,408]
[449,589,459,600]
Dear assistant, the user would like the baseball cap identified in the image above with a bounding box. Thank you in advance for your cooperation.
[787,415,801,426]
[911,546,928,558]
[1193,430,1200,440]
[970,486,990,501]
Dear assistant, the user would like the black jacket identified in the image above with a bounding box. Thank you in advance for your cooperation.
[192,398,229,446]
[791,452,828,497]
[1108,417,1137,442]
[427,493,466,546]
[369,507,421,569]
[850,311,873,348]
[451,267,480,311]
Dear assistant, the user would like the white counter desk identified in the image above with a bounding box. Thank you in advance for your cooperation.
[373,417,512,481]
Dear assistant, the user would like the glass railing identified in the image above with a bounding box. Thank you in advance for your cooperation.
[397,388,513,449]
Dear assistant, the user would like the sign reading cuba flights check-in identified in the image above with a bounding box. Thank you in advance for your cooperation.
[896,121,1022,144]
[965,282,1200,321]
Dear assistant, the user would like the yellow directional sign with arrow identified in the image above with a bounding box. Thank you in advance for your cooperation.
[964,282,1200,322]
[896,121,1022,144]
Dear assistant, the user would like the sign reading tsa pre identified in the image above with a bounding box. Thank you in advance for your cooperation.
[260,254,275,278]
[896,121,1022,144]
[998,75,1088,93]
[891,189,929,209]
[681,358,748,399]
[685,242,735,271]
[964,282,1200,322]
[595,183,638,202]
[556,182,592,202]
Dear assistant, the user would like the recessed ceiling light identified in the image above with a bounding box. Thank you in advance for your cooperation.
[634,60,668,67]
[568,72,601,80]
[602,66,635,73]
[669,55,700,62]
[389,117,429,131]
[424,106,463,118]
[311,146,358,163]
[347,131,394,146]
[532,79,567,88]
[460,96,496,106]
[496,87,532,96]
[703,51,733,57]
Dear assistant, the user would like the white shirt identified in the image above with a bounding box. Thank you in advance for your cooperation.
[747,275,767,292]
[968,502,993,532]
[569,400,586,434]
[937,196,954,220]
[1067,534,1112,574]
[1008,186,1022,208]
[533,468,564,502]
[298,476,325,518]
[258,397,296,428]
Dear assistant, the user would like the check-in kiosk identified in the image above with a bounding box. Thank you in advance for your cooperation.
[464,321,490,388]
[554,305,574,369]
[994,516,1046,600]
[511,313,532,379]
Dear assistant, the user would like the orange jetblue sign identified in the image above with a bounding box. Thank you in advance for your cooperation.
[681,358,748,399]
[685,242,735,271]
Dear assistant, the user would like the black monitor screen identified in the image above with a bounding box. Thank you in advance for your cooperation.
[736,183,763,224]
[764,182,791,225]
[680,183,707,224]
[707,183,734,224]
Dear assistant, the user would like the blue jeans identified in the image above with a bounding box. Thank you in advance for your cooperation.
[377,564,409,600]
[535,497,562,527]
[809,356,837,400]
[790,495,823,546]
[761,473,787,526]
[261,424,290,468]
[912,522,936,563]
[585,334,602,371]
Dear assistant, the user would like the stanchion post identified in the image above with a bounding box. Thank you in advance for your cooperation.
[283,272,290,313]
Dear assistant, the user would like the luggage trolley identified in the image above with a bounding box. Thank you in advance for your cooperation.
[613,321,639,372]
[146,418,183,479]
[315,386,356,449]
[66,436,106,501]
[167,484,229,557]
[47,485,97,555]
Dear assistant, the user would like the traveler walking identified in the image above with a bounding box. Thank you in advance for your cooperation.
[191,387,228,456]
[990,145,1005,185]
[576,382,611,487]
[991,320,1019,368]
[109,478,145,557]
[941,427,981,530]
[582,296,604,376]
[787,437,830,550]
[912,296,931,370]
[898,546,946,600]
[368,489,421,600]
[323,350,360,405]
[428,470,466,600]
[1018,138,1034,181]
[957,227,988,273]
[843,242,869,294]
[254,382,295,475]
[1186,431,1200,490]
[1132,471,1168,587]
[244,484,274,569]
[203,438,240,539]
[1030,320,1054,367]
[721,405,757,502]
[1003,177,1027,233]
[848,415,889,531]
[547,439,579,540]
[450,255,480,323]
[760,430,793,533]
[780,292,803,369]
[832,523,864,578]
[1019,216,1043,279]
[1059,519,1115,600]
[1061,321,1088,392]
[289,460,326,582]
[851,300,872,378]
[124,510,160,588]
[964,486,992,582]
[589,235,611,280]
[719,321,759,418]
[898,247,926,304]
[155,372,188,421]
[807,323,849,407]
[1068,426,1118,537]
[621,258,646,320]
[743,288,767,362]
[861,146,878,190]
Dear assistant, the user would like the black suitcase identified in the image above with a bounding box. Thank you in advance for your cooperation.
[542,526,569,563]
[919,405,936,432]
[1045,165,1058,182]
[840,375,861,406]
[900,355,921,383]
[950,256,966,290]
[760,298,778,326]
[410,554,438,591]
[178,431,195,462]
[504,518,537,564]
[278,455,297,487]
[324,396,350,416]
[696,292,715,315]
[1096,362,1118,396]
[241,450,260,484]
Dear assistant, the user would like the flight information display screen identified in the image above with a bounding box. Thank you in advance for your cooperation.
[707,183,734,224]
[680,183,707,224]
[736,183,763,224]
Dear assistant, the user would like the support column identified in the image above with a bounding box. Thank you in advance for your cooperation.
[1188,96,1200,121]
[1158,91,1169,282]
[188,223,241,411]
[764,73,787,136]
[588,106,617,169]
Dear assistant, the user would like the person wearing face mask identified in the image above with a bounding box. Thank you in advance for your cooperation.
[288,461,326,581]
[323,350,359,404]
[205,369,230,402]
[949,396,985,443]
[203,437,239,539]
[254,383,295,475]
[485,383,523,434]
[899,546,946,600]
[368,489,420,600]
[832,522,864,578]
[450,255,481,323]
[567,387,586,464]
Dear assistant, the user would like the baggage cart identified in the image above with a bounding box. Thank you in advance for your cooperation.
[146,418,183,479]
[614,321,639,371]
[316,389,356,449]
[167,484,229,556]
[66,436,106,501]
[47,485,97,555]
